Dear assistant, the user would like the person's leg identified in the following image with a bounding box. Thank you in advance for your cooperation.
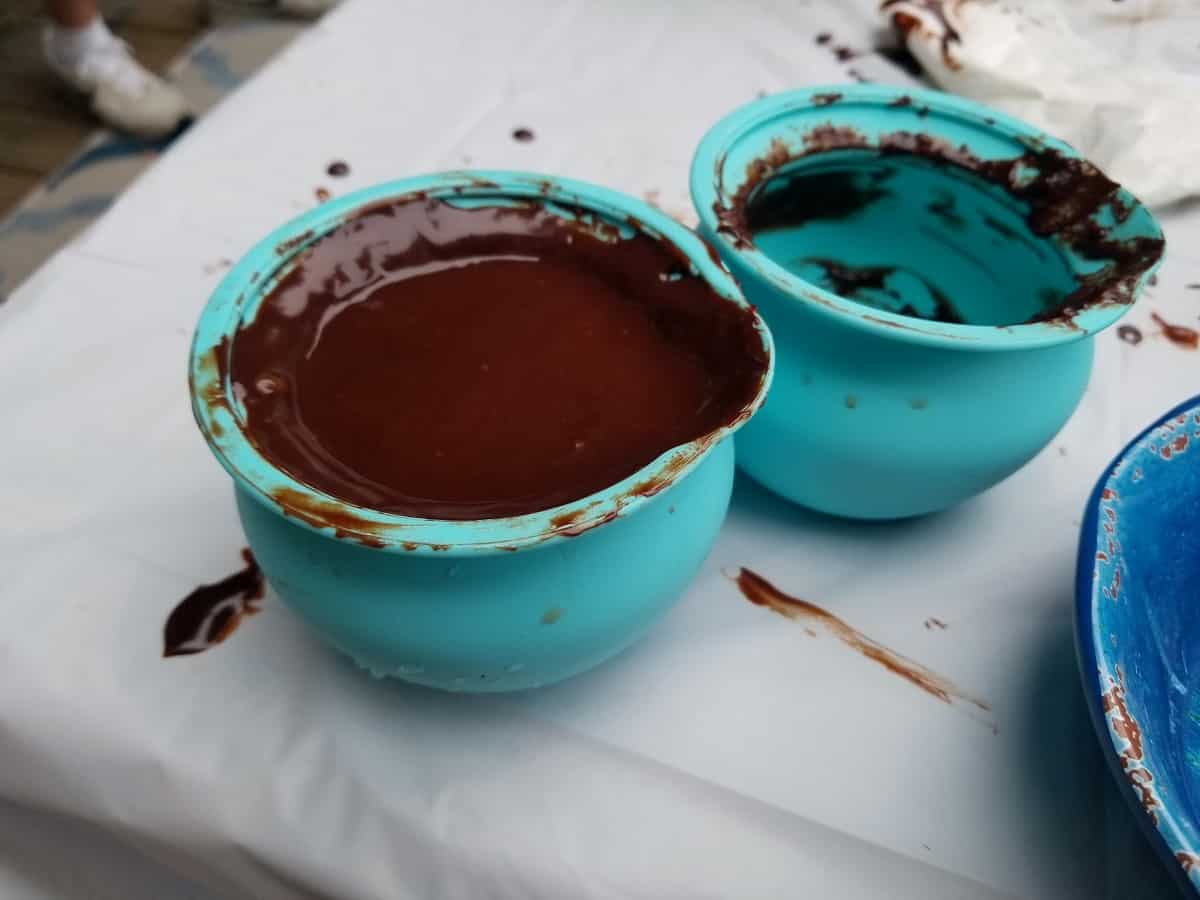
[42,0,189,138]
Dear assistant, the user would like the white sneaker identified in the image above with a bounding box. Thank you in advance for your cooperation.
[43,24,190,139]
[276,0,340,19]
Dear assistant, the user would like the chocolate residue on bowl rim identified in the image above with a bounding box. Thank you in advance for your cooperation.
[163,549,264,657]
[713,122,1164,326]
[733,568,991,717]
[270,487,389,548]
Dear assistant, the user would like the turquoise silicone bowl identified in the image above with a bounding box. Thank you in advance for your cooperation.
[190,171,773,692]
[691,85,1164,520]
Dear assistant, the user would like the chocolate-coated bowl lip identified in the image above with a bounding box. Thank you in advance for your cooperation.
[690,84,1165,352]
[189,171,774,555]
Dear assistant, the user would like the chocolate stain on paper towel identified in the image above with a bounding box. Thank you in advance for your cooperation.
[734,568,990,713]
[163,549,265,657]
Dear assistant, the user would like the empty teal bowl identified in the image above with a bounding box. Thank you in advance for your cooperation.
[190,171,773,692]
[691,85,1164,519]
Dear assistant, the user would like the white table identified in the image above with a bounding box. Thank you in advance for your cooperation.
[2,1,1198,897]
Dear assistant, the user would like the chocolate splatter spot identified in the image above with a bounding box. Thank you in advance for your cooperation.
[326,160,350,177]
[1152,312,1199,349]
[541,607,565,625]
[512,127,535,143]
[203,258,233,275]
[163,549,265,657]
[844,394,858,409]
[924,617,948,630]
[1148,274,1158,287]
[315,187,332,203]
[815,32,832,45]
[910,397,928,410]
[834,45,859,62]
[734,568,991,714]
[812,92,843,107]
[1117,324,1143,345]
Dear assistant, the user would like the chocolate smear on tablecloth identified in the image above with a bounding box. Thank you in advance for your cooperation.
[164,549,265,657]
[733,568,990,714]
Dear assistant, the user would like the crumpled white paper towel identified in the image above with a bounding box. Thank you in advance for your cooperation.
[880,0,1200,207]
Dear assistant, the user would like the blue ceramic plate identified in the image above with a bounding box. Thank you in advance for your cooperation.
[1077,395,1200,895]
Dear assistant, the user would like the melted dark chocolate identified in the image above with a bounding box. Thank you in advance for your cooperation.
[734,568,990,713]
[327,160,350,177]
[163,549,264,657]
[1151,312,1199,350]
[229,197,767,520]
[926,189,965,230]
[743,169,890,234]
[512,128,534,143]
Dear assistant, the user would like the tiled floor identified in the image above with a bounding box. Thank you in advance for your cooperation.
[0,1,304,300]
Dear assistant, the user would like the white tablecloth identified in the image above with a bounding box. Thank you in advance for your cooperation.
[2,1,1198,897]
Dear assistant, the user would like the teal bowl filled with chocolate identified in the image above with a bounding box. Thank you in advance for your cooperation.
[691,85,1164,519]
[189,171,772,691]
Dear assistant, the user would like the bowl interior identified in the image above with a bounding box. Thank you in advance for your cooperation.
[1080,397,1200,891]
[747,150,1076,326]
[696,86,1164,343]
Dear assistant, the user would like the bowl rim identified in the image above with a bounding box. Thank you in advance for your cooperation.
[1075,393,1200,896]
[690,83,1165,352]
[189,170,774,555]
